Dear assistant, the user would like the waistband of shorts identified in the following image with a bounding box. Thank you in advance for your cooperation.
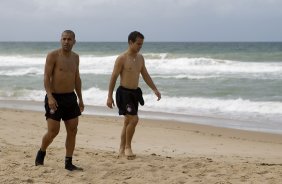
[118,86,139,92]
[50,92,75,97]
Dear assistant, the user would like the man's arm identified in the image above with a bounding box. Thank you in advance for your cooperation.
[44,52,58,110]
[106,56,123,108]
[75,56,84,112]
[141,57,161,101]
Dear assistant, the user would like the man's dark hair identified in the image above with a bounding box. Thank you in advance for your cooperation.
[62,30,75,39]
[128,31,144,43]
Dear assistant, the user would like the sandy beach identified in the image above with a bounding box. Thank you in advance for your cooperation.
[0,108,282,184]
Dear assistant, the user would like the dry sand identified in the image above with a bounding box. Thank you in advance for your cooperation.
[0,108,282,184]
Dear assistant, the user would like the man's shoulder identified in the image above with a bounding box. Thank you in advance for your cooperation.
[48,49,60,57]
[45,50,58,62]
[118,52,143,60]
[136,53,144,59]
[71,51,79,57]
[116,52,127,62]
[47,49,78,58]
[119,52,127,58]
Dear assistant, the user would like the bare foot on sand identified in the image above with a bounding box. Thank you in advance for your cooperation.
[125,148,136,160]
[117,148,125,159]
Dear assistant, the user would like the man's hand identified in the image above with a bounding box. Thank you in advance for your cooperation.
[79,100,84,112]
[107,97,115,108]
[154,89,161,101]
[48,95,58,111]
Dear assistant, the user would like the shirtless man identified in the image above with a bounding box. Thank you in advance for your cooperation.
[35,30,84,171]
[107,31,161,159]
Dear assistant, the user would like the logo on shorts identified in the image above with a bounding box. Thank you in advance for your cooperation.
[126,104,132,112]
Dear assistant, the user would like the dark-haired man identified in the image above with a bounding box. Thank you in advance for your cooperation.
[107,31,161,159]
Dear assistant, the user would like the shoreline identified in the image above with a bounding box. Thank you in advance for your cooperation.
[1,99,282,135]
[1,108,282,183]
[1,107,282,157]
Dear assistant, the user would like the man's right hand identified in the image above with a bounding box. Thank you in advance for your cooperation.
[106,97,115,109]
[48,96,58,111]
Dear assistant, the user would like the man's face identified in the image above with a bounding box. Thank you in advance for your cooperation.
[130,37,143,53]
[60,33,75,52]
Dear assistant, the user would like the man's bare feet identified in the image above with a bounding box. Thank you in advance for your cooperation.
[125,148,136,160]
[117,148,125,159]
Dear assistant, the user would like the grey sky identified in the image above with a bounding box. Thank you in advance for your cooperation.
[1,0,282,41]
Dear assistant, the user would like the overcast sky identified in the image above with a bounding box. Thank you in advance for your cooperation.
[1,0,282,42]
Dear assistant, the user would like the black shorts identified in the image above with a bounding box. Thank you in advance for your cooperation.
[116,86,141,116]
[44,92,81,121]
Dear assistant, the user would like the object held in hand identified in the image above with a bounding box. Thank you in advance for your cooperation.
[50,109,55,114]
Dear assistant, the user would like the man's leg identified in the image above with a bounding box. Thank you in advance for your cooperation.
[124,115,138,159]
[35,119,60,166]
[119,117,130,157]
[64,118,82,171]
[64,118,78,157]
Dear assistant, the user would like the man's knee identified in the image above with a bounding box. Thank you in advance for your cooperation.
[47,128,59,139]
[133,116,139,124]
[64,119,79,135]
[125,115,139,124]
[46,119,60,138]
[67,126,78,135]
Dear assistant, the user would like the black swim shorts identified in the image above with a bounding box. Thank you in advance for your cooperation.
[115,86,144,116]
[44,92,81,121]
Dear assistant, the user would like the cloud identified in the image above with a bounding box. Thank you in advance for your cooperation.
[0,0,282,41]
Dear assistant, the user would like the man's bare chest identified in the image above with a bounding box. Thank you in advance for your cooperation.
[55,59,77,73]
[123,60,142,73]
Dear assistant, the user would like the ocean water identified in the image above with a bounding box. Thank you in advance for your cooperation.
[1,42,282,133]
